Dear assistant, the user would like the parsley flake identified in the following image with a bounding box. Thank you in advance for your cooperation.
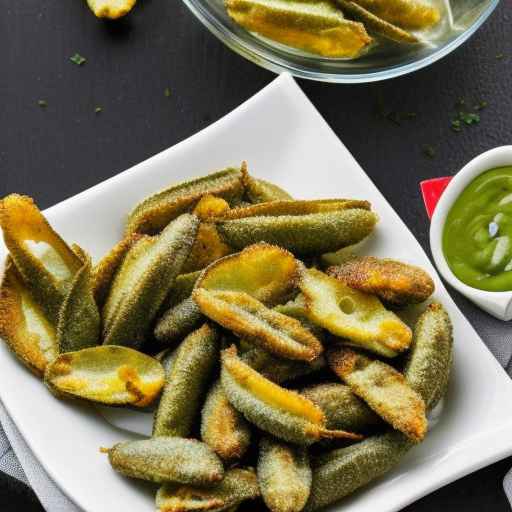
[38,100,47,108]
[70,53,86,66]
[459,111,480,125]
[164,87,172,98]
[95,106,102,114]
[423,145,436,159]
[451,119,461,132]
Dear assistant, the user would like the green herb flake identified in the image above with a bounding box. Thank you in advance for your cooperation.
[164,87,172,98]
[496,53,504,60]
[37,100,48,108]
[459,112,480,125]
[70,53,86,66]
[95,106,102,114]
[451,119,461,132]
[423,145,436,159]
[474,100,487,111]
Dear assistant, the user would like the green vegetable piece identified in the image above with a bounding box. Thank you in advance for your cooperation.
[155,347,178,373]
[102,213,199,348]
[44,346,165,407]
[156,468,260,512]
[154,324,220,437]
[301,383,381,431]
[106,437,224,485]
[57,248,101,353]
[216,200,378,256]
[0,259,57,377]
[169,271,202,305]
[328,347,427,442]
[258,437,312,512]
[0,194,82,322]
[201,381,252,461]
[126,168,244,235]
[241,163,293,203]
[221,346,362,445]
[304,431,413,511]
[154,296,204,344]
[404,302,453,411]
[70,53,86,65]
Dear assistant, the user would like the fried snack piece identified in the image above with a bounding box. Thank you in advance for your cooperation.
[0,194,82,322]
[44,346,164,407]
[91,233,142,308]
[169,271,202,305]
[106,437,224,485]
[103,214,199,347]
[241,163,293,203]
[201,381,252,462]
[155,296,204,344]
[258,437,312,512]
[216,200,377,256]
[0,260,57,376]
[57,249,101,353]
[156,468,260,512]
[221,346,362,445]
[301,383,381,432]
[86,0,136,19]
[327,256,435,306]
[126,168,244,235]
[194,289,323,362]
[304,431,413,511]
[352,0,440,29]
[225,0,372,58]
[404,302,453,411]
[299,268,411,357]
[153,324,219,437]
[328,347,427,442]
[335,0,418,43]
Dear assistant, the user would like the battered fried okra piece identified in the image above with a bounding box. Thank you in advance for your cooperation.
[404,303,453,411]
[0,194,83,322]
[155,296,204,344]
[328,347,427,442]
[86,0,137,19]
[327,256,435,306]
[0,259,58,376]
[304,431,413,511]
[201,381,252,461]
[44,346,165,407]
[241,163,293,203]
[299,268,411,357]
[156,468,260,512]
[153,324,219,437]
[194,289,323,362]
[225,0,372,58]
[258,437,312,512]
[103,214,199,347]
[221,347,362,445]
[126,168,244,235]
[57,249,101,353]
[216,200,378,256]
[106,437,224,485]
[301,383,381,432]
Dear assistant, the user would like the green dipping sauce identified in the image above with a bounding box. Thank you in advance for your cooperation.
[443,166,512,291]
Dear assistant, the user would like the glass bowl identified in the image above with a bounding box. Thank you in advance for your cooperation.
[181,0,499,83]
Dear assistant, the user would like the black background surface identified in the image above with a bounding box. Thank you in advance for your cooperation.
[1,1,512,510]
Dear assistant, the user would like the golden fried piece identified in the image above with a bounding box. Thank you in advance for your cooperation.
[299,268,411,357]
[226,0,372,58]
[216,200,378,256]
[86,0,137,19]
[327,256,435,306]
[241,162,293,203]
[0,259,58,376]
[0,194,82,322]
[126,168,244,235]
[352,0,440,29]
[193,194,231,220]
[44,346,165,407]
[328,347,427,442]
[155,296,204,345]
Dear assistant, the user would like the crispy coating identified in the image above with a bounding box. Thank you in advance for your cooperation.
[86,0,137,19]
[241,163,293,203]
[299,268,412,357]
[103,214,199,347]
[156,468,259,512]
[44,346,164,407]
[194,289,323,362]
[404,303,453,411]
[221,347,362,445]
[153,324,219,437]
[216,200,377,256]
[328,347,427,442]
[258,437,312,512]
[168,271,202,306]
[351,0,440,29]
[201,381,252,461]
[0,259,57,376]
[126,168,244,235]
[301,383,381,432]
[327,256,435,306]
[0,194,82,322]
[304,431,413,511]
[107,437,224,485]
[193,194,231,220]
[155,296,204,344]
[57,249,101,353]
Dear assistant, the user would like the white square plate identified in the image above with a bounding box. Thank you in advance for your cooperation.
[2,74,512,512]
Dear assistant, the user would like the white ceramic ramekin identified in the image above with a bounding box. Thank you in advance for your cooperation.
[430,146,512,320]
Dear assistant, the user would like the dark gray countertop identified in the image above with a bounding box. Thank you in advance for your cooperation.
[2,1,512,510]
